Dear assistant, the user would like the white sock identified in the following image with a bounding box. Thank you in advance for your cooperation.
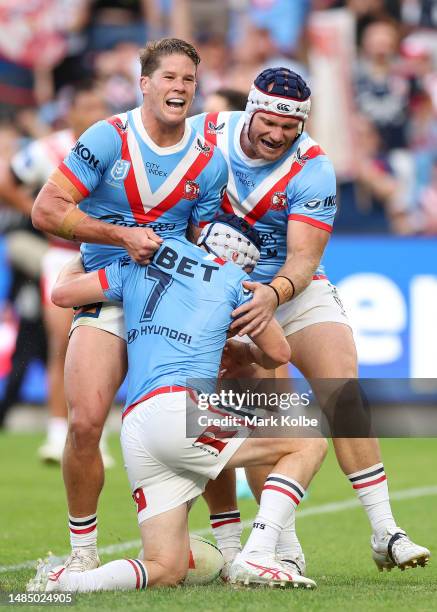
[47,417,68,445]
[276,513,303,561]
[61,559,147,592]
[348,463,397,539]
[69,514,97,549]
[210,510,242,562]
[243,474,305,557]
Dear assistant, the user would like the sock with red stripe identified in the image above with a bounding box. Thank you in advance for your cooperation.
[243,474,305,557]
[348,463,397,539]
[69,514,97,549]
[62,559,147,592]
[210,511,242,562]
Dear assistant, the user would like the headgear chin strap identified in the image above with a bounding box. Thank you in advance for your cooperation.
[245,67,311,137]
[198,214,261,270]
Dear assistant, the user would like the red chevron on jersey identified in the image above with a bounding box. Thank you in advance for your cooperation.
[228,139,324,225]
[108,110,215,224]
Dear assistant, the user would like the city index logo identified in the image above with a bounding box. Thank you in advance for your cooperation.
[73,141,100,168]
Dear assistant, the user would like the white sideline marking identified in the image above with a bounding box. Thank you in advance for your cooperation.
[2,484,436,574]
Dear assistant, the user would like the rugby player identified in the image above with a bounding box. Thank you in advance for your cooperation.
[190,68,430,573]
[0,81,108,463]
[28,215,326,591]
[31,38,228,572]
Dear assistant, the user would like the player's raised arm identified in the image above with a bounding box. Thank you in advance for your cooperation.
[231,160,336,337]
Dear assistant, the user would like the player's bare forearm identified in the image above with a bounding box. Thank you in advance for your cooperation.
[32,171,163,264]
[52,263,105,309]
[250,318,290,366]
[274,250,320,298]
[221,331,289,377]
[271,219,331,300]
[33,180,127,245]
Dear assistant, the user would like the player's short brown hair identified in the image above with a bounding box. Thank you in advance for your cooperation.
[139,38,200,77]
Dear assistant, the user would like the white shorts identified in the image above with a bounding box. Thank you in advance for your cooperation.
[70,301,125,339]
[275,278,351,337]
[40,246,79,306]
[121,388,246,523]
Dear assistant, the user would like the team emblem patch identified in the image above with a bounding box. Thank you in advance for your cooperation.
[110,159,131,181]
[270,191,287,211]
[207,121,225,134]
[184,180,200,200]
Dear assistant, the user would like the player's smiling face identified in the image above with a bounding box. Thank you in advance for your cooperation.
[141,53,196,126]
[247,112,301,161]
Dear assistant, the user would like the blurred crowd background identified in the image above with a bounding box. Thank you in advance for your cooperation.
[0,0,436,424]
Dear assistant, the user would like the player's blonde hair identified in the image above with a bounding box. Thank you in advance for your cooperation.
[139,38,200,76]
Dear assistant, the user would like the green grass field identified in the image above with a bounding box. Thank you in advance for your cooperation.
[0,433,436,611]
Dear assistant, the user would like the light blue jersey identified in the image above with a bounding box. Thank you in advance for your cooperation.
[189,111,337,283]
[60,107,228,271]
[99,236,251,414]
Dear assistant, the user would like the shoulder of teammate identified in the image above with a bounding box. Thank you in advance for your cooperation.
[99,254,133,302]
[287,137,337,233]
[59,115,125,196]
[188,110,239,146]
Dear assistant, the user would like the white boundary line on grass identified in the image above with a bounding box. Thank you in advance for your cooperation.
[2,484,436,574]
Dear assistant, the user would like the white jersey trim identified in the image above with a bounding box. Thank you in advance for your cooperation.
[131,107,192,155]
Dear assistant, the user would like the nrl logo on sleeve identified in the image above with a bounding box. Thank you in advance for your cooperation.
[196,137,212,156]
[184,180,200,200]
[110,159,131,181]
[270,191,287,211]
[207,121,225,134]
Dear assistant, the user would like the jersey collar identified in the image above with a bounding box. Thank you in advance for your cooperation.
[131,106,192,155]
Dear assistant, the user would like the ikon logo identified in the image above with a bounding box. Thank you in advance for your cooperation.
[276,103,290,112]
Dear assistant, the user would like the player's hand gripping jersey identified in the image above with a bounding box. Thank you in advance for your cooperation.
[189,111,337,283]
[99,236,252,415]
[60,107,228,270]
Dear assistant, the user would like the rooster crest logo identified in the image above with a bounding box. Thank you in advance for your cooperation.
[270,192,287,211]
[184,180,200,200]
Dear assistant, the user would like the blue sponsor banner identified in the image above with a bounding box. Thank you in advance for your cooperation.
[321,236,437,401]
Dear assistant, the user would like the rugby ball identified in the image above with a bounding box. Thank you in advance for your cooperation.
[184,534,224,586]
